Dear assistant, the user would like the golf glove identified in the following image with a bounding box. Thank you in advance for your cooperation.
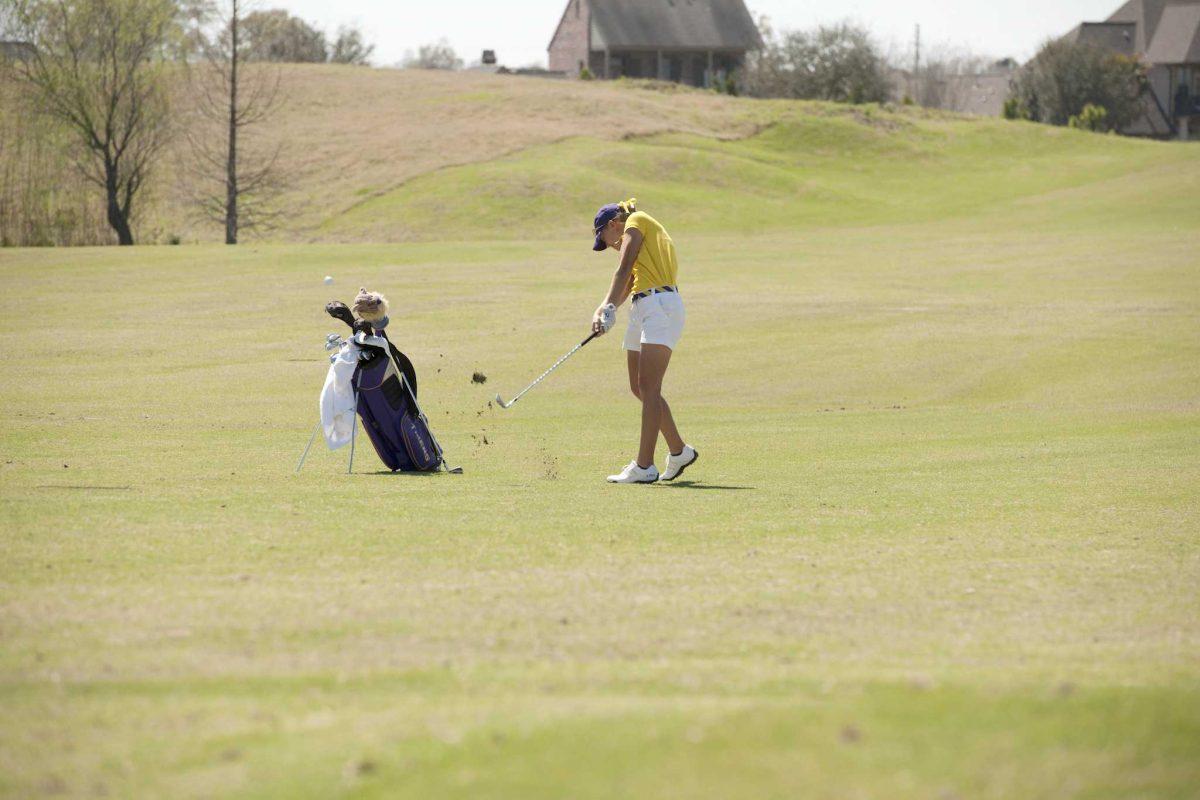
[598,303,617,333]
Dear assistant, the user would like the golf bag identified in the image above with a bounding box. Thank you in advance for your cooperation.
[352,332,447,472]
[298,301,459,475]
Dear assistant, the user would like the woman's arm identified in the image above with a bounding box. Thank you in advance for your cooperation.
[618,269,636,304]
[593,228,643,334]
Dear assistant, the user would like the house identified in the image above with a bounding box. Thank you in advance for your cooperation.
[0,40,35,61]
[890,59,1018,117]
[548,0,763,88]
[1066,0,1200,138]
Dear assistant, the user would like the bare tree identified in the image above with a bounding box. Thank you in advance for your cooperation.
[6,0,176,245]
[328,24,372,65]
[401,39,461,70]
[744,19,891,104]
[902,45,997,111]
[187,0,285,243]
[171,0,217,61]
[0,70,112,245]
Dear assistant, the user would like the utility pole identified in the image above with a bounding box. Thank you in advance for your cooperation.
[914,23,921,77]
[913,23,921,104]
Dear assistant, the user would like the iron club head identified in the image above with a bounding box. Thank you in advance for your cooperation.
[494,393,512,409]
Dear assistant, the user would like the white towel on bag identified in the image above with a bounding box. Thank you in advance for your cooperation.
[320,342,360,449]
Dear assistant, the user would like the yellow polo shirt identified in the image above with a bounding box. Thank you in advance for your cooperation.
[625,211,678,295]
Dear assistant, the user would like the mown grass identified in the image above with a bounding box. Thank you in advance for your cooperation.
[0,96,1198,798]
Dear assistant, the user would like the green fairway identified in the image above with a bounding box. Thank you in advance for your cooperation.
[2,109,1199,797]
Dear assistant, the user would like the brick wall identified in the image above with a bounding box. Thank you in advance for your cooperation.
[548,0,590,76]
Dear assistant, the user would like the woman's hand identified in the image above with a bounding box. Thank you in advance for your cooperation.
[592,303,616,335]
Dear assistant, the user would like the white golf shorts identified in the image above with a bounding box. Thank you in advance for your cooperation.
[623,289,685,352]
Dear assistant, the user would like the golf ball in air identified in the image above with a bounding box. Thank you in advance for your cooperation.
[323,275,333,285]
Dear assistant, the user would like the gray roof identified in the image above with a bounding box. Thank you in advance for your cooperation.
[1145,2,1200,62]
[1106,0,1200,55]
[1064,1,1200,64]
[590,0,763,51]
[1065,21,1137,54]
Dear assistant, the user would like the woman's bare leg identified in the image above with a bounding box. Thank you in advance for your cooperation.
[626,351,685,458]
[629,344,682,468]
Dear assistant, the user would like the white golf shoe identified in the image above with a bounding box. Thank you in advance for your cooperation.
[661,445,699,482]
[606,461,659,484]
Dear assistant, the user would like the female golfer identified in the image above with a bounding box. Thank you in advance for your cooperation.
[591,198,698,484]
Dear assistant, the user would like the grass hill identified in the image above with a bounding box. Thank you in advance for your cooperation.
[220,67,1199,244]
[161,66,767,243]
[9,64,1193,244]
[323,108,1193,242]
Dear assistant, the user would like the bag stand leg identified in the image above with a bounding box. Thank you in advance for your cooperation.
[348,388,358,475]
[295,420,322,474]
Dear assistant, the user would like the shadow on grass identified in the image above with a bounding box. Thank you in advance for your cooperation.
[659,480,754,491]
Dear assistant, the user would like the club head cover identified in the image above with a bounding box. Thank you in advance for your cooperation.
[353,288,389,323]
[325,301,355,329]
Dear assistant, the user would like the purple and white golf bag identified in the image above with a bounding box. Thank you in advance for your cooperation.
[352,333,446,472]
[300,317,459,475]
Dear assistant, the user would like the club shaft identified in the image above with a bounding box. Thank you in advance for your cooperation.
[502,333,597,407]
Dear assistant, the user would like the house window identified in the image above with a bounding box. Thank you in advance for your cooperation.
[667,54,683,82]
[1171,66,1199,117]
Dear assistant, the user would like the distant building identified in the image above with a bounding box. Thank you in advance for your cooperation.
[0,40,35,61]
[469,49,501,74]
[891,58,1018,117]
[547,0,763,88]
[1066,0,1200,138]
[944,65,1015,118]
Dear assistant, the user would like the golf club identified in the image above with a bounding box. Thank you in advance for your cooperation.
[495,331,599,409]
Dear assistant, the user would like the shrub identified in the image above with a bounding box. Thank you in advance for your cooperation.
[710,72,738,96]
[1068,103,1108,131]
[579,66,593,80]
[1002,96,1029,120]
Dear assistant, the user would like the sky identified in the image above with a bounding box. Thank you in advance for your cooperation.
[272,0,1126,68]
